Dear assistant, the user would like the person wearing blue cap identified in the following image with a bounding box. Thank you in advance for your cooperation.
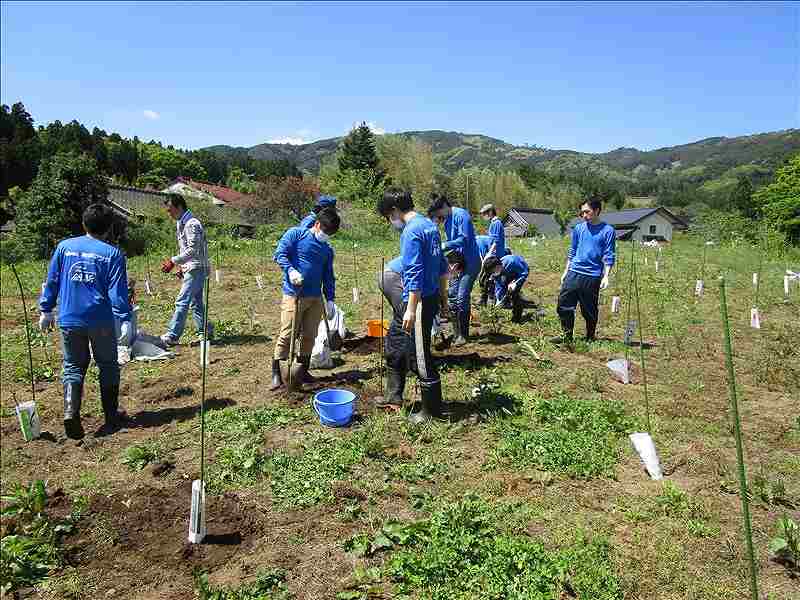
[428,194,480,347]
[38,203,132,439]
[299,195,337,229]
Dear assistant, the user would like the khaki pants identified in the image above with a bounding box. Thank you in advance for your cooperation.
[273,295,324,360]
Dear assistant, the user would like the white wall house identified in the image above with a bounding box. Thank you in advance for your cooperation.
[569,207,686,242]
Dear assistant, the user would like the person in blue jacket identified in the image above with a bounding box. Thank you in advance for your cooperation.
[428,194,480,347]
[483,254,529,323]
[377,188,449,423]
[38,204,132,439]
[299,195,337,229]
[270,207,340,390]
[478,203,508,259]
[553,197,615,344]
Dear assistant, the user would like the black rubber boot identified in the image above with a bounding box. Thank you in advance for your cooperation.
[378,366,406,407]
[511,293,523,323]
[585,320,597,342]
[97,385,123,436]
[298,355,315,384]
[269,359,284,390]
[408,378,443,425]
[452,314,466,347]
[63,382,84,440]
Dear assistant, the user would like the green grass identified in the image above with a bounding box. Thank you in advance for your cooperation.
[490,392,634,478]
[343,495,622,600]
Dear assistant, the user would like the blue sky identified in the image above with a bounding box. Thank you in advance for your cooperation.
[2,1,798,153]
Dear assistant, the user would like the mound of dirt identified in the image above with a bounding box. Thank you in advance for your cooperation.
[65,480,264,598]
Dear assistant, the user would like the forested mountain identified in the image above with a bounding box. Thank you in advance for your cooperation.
[206,128,800,197]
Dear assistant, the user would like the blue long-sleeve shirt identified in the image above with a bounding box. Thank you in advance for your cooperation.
[443,207,480,273]
[273,226,335,300]
[476,235,492,261]
[386,256,403,274]
[40,235,131,328]
[494,254,529,300]
[568,221,616,278]
[487,216,507,258]
[401,215,448,301]
[299,212,316,229]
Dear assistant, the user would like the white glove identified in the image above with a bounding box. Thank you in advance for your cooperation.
[495,298,504,307]
[325,300,335,320]
[600,275,609,290]
[38,312,54,332]
[560,271,568,285]
[118,321,132,346]
[441,242,446,251]
[508,281,517,293]
[288,268,303,286]
[402,305,416,332]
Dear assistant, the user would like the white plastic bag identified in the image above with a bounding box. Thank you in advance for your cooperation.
[694,279,704,297]
[310,303,346,369]
[352,287,360,304]
[611,296,620,313]
[623,320,637,346]
[16,401,41,442]
[752,273,758,288]
[630,432,663,480]
[215,269,222,284]
[255,275,264,290]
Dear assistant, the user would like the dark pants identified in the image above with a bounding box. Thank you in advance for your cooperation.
[60,326,119,388]
[448,266,478,337]
[478,268,493,304]
[556,271,601,336]
[385,294,439,386]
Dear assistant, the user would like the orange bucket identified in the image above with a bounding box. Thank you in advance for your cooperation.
[366,319,389,338]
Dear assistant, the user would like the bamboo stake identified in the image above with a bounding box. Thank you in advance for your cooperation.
[380,257,385,395]
[719,276,760,600]
[10,263,37,406]
[199,272,210,487]
[631,240,652,433]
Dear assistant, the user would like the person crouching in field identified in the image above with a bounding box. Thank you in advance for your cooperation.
[270,207,340,390]
[378,188,449,423]
[38,204,132,439]
[483,254,529,323]
[552,197,615,344]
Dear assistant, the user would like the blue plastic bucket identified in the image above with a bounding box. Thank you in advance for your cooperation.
[313,389,356,427]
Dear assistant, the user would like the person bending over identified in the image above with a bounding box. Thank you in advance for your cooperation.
[484,254,529,323]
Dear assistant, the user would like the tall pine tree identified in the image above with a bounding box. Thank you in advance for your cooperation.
[337,122,380,172]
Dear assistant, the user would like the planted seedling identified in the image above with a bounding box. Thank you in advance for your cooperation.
[769,514,799,573]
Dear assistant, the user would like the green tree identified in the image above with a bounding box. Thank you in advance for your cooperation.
[226,166,257,194]
[0,102,41,197]
[752,154,800,243]
[338,122,380,173]
[14,152,109,257]
[729,175,755,218]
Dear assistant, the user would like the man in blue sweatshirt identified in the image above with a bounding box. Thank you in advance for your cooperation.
[378,188,449,424]
[553,197,615,344]
[428,194,480,347]
[39,204,132,439]
[299,195,337,229]
[478,203,508,259]
[270,207,339,390]
[483,254,529,323]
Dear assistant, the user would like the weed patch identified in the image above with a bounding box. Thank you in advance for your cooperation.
[343,496,622,600]
[194,568,293,599]
[490,393,634,478]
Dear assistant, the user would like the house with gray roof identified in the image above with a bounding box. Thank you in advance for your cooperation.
[568,207,686,242]
[503,207,562,237]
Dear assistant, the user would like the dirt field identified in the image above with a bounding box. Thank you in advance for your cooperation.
[1,231,798,599]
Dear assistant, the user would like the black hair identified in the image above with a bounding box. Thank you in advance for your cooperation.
[164,193,187,211]
[483,256,502,273]
[312,204,323,215]
[377,187,413,217]
[82,203,114,236]
[581,196,602,213]
[428,193,452,216]
[317,207,341,235]
[445,250,464,268]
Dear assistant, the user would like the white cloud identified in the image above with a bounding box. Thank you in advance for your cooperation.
[143,109,160,120]
[266,136,307,145]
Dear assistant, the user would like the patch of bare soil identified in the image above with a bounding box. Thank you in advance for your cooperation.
[65,481,264,599]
